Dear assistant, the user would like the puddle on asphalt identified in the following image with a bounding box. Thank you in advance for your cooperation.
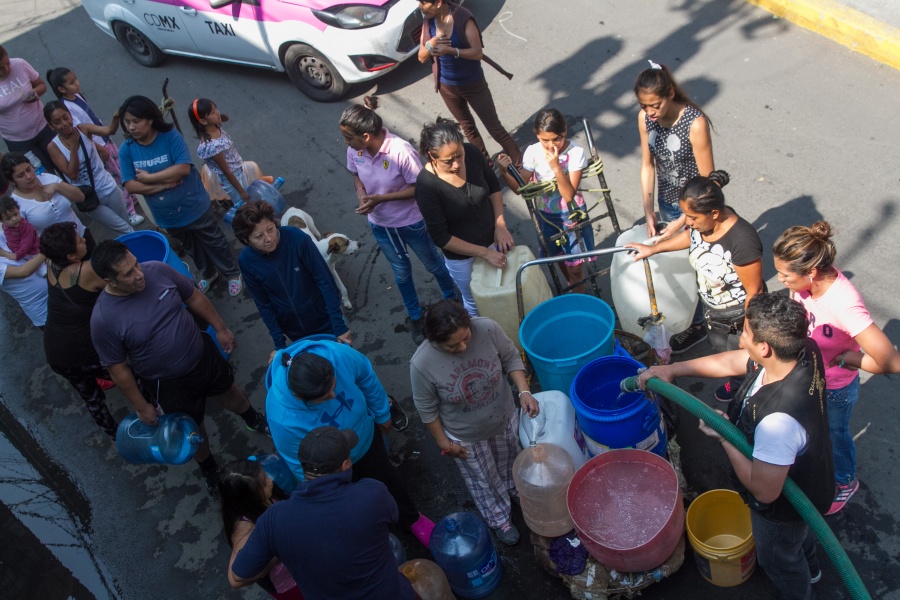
[0,430,119,599]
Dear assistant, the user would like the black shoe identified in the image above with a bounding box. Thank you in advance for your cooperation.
[715,381,735,403]
[245,412,271,437]
[670,325,708,354]
[410,316,425,346]
[202,469,221,500]
[388,396,409,432]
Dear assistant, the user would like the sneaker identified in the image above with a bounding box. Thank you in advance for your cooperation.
[715,382,735,403]
[95,377,116,391]
[410,316,425,346]
[389,396,409,432]
[128,213,145,226]
[228,276,243,297]
[198,273,219,294]
[810,570,822,584]
[409,513,435,548]
[826,479,859,515]
[202,469,221,500]
[245,412,271,437]
[493,522,520,546]
[670,325,708,354]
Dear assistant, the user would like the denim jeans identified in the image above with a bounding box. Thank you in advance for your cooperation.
[216,167,247,205]
[827,375,860,484]
[445,256,478,316]
[370,220,457,320]
[657,201,683,223]
[750,510,818,600]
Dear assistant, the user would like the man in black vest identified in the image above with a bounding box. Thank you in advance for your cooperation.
[639,293,832,599]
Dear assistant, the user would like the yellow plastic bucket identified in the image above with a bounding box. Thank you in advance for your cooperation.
[686,489,756,587]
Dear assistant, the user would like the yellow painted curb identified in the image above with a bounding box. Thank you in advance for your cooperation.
[747,0,900,70]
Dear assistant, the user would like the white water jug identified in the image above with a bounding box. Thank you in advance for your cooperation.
[518,390,588,470]
[471,246,552,352]
[610,225,698,338]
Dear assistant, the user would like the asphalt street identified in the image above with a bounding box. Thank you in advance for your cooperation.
[1,0,899,598]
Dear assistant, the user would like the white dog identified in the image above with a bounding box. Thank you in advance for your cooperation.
[281,208,359,309]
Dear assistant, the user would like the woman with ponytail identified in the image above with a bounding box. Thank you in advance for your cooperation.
[773,221,900,514]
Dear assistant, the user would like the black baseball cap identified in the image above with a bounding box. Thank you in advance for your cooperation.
[299,426,358,476]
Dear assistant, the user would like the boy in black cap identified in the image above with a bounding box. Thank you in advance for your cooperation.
[229,426,416,600]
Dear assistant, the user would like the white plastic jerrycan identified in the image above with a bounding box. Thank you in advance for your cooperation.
[471,246,552,352]
[518,390,588,471]
[610,224,698,338]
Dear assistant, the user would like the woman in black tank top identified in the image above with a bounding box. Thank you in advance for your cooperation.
[40,222,118,439]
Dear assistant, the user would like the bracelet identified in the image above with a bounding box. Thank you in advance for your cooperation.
[355,188,365,197]
[838,351,849,369]
[518,390,533,398]
[455,47,460,58]
[440,441,457,456]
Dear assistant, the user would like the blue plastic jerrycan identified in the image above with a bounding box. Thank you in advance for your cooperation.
[116,413,203,465]
[250,452,297,494]
[224,177,285,225]
[430,512,503,598]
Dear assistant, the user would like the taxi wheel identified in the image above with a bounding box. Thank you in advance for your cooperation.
[113,21,165,67]
[284,44,347,102]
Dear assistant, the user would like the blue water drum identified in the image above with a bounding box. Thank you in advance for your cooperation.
[389,533,407,567]
[569,355,667,458]
[250,453,297,494]
[519,294,616,394]
[430,512,503,598]
[116,412,203,465]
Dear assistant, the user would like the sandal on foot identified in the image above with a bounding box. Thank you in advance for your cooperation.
[228,276,243,297]
[198,273,219,294]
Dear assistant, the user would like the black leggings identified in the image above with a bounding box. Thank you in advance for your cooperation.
[49,363,118,438]
[352,424,419,528]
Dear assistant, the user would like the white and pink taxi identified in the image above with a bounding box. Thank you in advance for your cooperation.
[81,0,422,101]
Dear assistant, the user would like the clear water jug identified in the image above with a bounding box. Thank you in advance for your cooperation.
[250,453,296,494]
[389,532,407,566]
[471,246,552,352]
[518,391,588,470]
[224,177,286,224]
[116,413,203,465]
[610,224,698,337]
[513,443,575,537]
[400,559,457,600]
[430,512,503,599]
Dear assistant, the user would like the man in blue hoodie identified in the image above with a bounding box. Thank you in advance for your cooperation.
[265,337,435,547]
[229,426,416,600]
[233,201,351,349]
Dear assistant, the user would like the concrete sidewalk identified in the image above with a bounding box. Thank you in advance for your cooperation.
[748,0,900,70]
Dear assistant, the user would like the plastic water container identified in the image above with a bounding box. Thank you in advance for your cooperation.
[471,246,552,352]
[519,294,616,394]
[250,453,296,494]
[512,444,575,537]
[116,412,203,465]
[518,391,588,470]
[569,355,667,457]
[610,224,698,337]
[389,533,407,566]
[117,230,191,279]
[224,177,286,225]
[25,151,46,175]
[400,559,457,600]
[430,513,503,599]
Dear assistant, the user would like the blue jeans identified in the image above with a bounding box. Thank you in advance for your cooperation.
[370,220,457,320]
[216,167,247,205]
[658,201,683,224]
[827,375,860,484]
[750,510,818,600]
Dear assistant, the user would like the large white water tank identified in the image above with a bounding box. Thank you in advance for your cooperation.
[611,225,699,338]
[471,246,552,352]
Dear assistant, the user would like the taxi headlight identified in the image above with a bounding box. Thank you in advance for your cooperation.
[312,5,388,30]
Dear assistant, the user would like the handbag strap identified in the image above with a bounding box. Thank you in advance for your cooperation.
[77,134,98,193]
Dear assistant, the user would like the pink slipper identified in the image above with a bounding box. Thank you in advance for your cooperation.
[410,513,436,548]
[228,276,243,297]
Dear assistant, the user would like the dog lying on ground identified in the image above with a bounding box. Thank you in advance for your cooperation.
[281,208,359,309]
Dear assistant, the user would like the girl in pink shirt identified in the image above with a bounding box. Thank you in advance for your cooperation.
[773,221,900,515]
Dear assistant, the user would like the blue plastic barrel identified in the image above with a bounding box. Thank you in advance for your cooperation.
[519,294,616,394]
[569,355,667,457]
[117,230,191,279]
[430,512,503,598]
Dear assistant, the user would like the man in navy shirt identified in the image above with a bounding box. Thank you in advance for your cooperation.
[230,426,416,600]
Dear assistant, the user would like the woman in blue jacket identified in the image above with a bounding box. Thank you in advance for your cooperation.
[233,201,350,349]
[265,337,434,547]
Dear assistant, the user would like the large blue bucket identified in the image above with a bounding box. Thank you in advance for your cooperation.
[117,230,191,279]
[519,294,616,394]
[569,355,667,457]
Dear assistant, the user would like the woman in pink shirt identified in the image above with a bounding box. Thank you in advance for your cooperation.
[0,46,55,174]
[773,221,900,515]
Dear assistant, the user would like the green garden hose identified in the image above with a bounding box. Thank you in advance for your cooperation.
[620,375,871,600]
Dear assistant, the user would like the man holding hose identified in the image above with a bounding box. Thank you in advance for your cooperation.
[638,293,833,600]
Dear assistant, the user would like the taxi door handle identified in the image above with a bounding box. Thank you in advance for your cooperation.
[179,6,198,15]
